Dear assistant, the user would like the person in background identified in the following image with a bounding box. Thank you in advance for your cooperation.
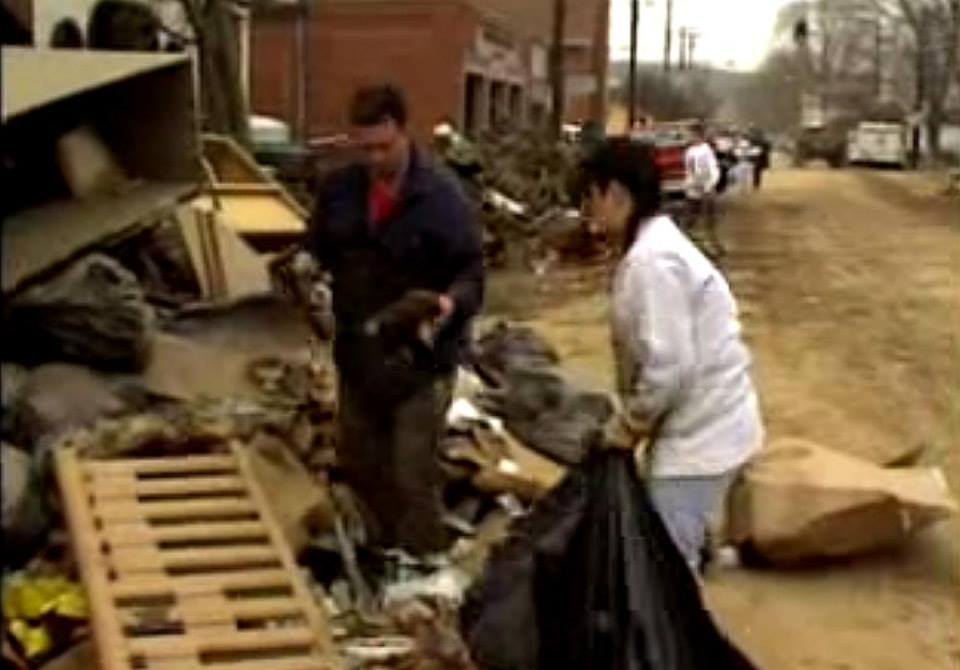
[581,139,764,575]
[711,130,736,196]
[733,133,756,193]
[683,121,723,256]
[308,85,484,557]
[747,126,772,189]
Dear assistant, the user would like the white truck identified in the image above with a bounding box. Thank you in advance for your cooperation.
[846,121,909,168]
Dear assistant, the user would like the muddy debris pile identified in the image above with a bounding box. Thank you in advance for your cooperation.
[0,207,338,667]
[437,130,606,269]
[0,133,569,667]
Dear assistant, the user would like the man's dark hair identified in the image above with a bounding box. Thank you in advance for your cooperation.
[580,138,662,251]
[350,84,408,128]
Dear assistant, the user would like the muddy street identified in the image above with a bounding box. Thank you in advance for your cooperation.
[488,166,960,670]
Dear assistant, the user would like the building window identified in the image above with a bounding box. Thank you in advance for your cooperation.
[509,85,523,125]
[490,80,506,132]
[464,73,484,137]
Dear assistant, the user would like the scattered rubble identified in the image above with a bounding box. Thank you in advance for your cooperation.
[10,364,133,456]
[2,444,52,570]
[246,431,336,554]
[437,130,601,269]
[1,363,30,436]
[472,322,613,466]
[6,255,155,370]
[7,46,956,670]
[2,572,88,665]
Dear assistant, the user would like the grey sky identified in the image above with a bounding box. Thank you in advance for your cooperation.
[609,0,795,71]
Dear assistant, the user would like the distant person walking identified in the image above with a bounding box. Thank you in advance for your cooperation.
[684,122,723,256]
[748,127,771,189]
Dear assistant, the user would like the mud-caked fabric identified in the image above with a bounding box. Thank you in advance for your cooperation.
[337,374,453,554]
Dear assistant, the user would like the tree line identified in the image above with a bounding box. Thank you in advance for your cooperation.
[740,0,959,157]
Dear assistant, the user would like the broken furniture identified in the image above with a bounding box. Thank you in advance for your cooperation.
[196,134,308,251]
[56,443,341,670]
[1,47,199,295]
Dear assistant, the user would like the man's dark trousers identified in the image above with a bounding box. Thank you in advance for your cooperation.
[338,372,453,553]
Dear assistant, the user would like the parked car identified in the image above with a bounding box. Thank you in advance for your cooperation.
[846,121,909,169]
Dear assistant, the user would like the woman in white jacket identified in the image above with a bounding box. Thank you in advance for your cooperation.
[582,139,764,574]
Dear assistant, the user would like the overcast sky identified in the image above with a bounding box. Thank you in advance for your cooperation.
[609,0,795,71]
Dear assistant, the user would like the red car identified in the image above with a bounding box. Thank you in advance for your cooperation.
[630,123,695,199]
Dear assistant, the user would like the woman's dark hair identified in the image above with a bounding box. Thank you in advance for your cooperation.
[349,84,408,128]
[579,138,662,251]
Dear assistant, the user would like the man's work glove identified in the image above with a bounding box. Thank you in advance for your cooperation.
[366,289,454,350]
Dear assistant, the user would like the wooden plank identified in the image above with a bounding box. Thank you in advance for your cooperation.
[2,48,189,121]
[110,569,294,599]
[91,474,247,498]
[144,658,330,670]
[232,443,337,662]
[214,183,286,195]
[85,455,237,476]
[110,545,278,573]
[56,449,132,670]
[102,521,269,547]
[118,596,304,629]
[176,594,236,633]
[94,498,258,523]
[192,193,306,235]
[127,627,315,657]
[2,181,192,294]
[60,448,341,669]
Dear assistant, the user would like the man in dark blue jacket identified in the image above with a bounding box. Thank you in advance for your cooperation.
[309,85,484,555]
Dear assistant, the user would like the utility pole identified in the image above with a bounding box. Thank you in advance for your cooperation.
[550,0,567,138]
[911,6,931,166]
[628,0,639,127]
[664,0,673,72]
[688,30,699,70]
[874,13,882,100]
[589,0,610,123]
[678,26,687,69]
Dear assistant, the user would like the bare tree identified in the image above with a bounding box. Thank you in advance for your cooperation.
[775,0,883,115]
[738,49,803,132]
[878,0,960,156]
[778,0,959,156]
[614,68,718,122]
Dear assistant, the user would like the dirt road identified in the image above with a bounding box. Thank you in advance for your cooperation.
[487,167,959,670]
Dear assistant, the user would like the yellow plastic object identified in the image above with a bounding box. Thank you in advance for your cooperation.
[3,574,88,659]
[7,620,52,659]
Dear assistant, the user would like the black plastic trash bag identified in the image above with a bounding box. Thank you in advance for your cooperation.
[460,451,757,670]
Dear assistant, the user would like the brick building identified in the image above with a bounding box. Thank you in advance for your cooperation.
[469,0,610,122]
[250,0,549,143]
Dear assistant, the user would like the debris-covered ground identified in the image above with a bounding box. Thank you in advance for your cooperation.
[2,110,957,670]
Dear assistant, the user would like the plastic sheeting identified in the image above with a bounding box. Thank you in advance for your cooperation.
[461,451,756,670]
